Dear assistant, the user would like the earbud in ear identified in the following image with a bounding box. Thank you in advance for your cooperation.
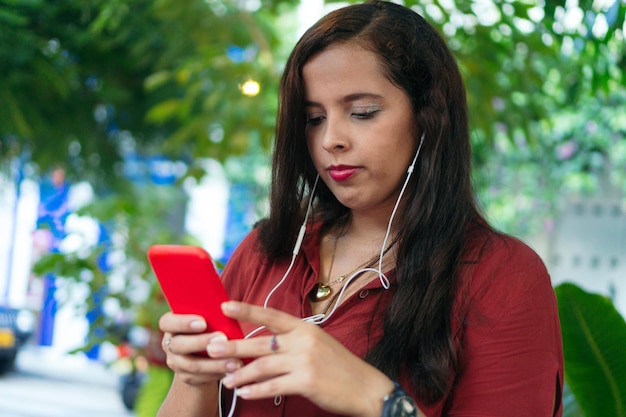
[408,133,426,173]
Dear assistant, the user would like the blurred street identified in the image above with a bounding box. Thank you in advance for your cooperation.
[0,345,134,417]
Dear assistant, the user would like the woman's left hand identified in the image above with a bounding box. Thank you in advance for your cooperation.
[208,301,394,417]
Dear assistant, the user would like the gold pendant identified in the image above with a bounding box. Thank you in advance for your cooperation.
[309,282,332,302]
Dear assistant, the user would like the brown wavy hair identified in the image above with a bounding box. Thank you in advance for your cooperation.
[257,0,484,404]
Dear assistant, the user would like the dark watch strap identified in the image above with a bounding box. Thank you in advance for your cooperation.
[381,382,418,417]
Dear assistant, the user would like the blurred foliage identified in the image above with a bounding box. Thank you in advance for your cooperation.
[394,0,626,234]
[134,364,174,417]
[563,383,585,417]
[4,0,299,355]
[2,0,625,221]
[1,0,299,190]
[31,182,195,345]
[481,90,626,234]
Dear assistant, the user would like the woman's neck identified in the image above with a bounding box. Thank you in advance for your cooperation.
[345,208,398,243]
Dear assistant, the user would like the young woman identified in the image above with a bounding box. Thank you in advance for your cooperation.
[157,2,563,416]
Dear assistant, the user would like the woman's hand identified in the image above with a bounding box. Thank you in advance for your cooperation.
[158,312,244,387]
[209,301,395,417]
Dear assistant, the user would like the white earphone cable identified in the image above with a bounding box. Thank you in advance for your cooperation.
[220,135,424,416]
[376,132,425,288]
[263,175,319,309]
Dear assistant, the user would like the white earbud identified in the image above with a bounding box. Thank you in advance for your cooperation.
[293,174,319,256]
[263,174,319,309]
[407,132,425,174]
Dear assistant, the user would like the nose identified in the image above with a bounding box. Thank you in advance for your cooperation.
[320,116,349,152]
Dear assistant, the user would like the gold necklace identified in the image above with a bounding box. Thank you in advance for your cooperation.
[308,234,392,303]
[308,236,346,302]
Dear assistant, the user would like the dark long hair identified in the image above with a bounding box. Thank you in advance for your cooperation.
[258,0,483,404]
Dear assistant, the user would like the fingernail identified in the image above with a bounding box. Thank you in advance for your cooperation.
[206,334,227,356]
[222,301,239,313]
[190,320,206,330]
[222,373,234,388]
[207,340,225,355]
[208,334,227,344]
[236,387,251,397]
[225,360,241,372]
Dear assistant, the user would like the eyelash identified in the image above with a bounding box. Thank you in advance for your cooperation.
[306,116,325,126]
[353,108,380,119]
[305,107,381,125]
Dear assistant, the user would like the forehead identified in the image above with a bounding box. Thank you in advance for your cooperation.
[302,43,396,101]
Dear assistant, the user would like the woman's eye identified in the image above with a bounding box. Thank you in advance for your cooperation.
[306,115,325,125]
[352,105,381,119]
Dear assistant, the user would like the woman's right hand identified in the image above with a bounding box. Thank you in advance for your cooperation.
[158,312,243,387]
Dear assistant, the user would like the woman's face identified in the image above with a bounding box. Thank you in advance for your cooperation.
[303,42,416,217]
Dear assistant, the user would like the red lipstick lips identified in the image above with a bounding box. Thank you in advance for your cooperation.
[328,165,358,182]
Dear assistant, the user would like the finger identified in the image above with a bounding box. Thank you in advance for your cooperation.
[167,331,227,356]
[159,312,208,334]
[236,374,297,400]
[269,334,280,355]
[224,357,307,399]
[162,332,173,352]
[208,333,282,361]
[232,368,377,417]
[167,353,243,383]
[221,302,299,334]
[222,354,291,391]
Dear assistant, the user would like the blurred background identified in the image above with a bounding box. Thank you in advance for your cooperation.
[0,0,624,416]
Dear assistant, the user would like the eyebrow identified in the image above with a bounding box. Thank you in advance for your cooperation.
[304,92,384,107]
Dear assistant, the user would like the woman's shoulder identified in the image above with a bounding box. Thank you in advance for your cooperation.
[454,223,559,345]
[449,225,563,417]
[463,223,548,276]
[460,223,553,306]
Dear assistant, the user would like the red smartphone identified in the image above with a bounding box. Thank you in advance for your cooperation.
[147,244,245,341]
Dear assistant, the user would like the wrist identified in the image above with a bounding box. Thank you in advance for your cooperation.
[357,375,395,417]
[380,381,418,417]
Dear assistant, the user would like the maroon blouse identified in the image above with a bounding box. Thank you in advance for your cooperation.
[220,221,563,417]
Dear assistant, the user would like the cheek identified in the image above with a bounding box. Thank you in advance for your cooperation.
[390,122,416,161]
[375,124,412,156]
[375,138,415,177]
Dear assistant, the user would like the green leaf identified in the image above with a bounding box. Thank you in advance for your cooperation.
[0,0,43,7]
[0,8,28,26]
[145,98,182,123]
[31,253,67,276]
[555,282,626,417]
[0,90,33,138]
[134,365,174,417]
[144,70,172,91]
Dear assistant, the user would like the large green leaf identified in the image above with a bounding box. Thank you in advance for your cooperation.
[556,282,626,417]
[134,365,174,417]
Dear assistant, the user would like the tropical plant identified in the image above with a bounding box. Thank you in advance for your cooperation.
[391,0,626,235]
[556,282,626,417]
[1,0,300,190]
[134,365,174,417]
